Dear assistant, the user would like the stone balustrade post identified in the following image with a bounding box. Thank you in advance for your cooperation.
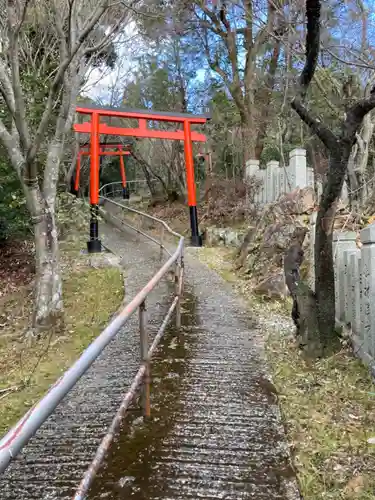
[258,169,266,204]
[279,165,286,196]
[307,167,314,189]
[246,159,261,204]
[288,148,307,191]
[245,159,260,178]
[360,224,375,358]
[309,211,317,291]
[267,160,280,203]
[265,162,273,203]
[343,249,358,326]
[332,231,357,323]
[349,250,361,338]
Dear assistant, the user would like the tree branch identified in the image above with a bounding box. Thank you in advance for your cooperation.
[344,94,375,139]
[83,7,129,57]
[199,4,224,36]
[325,46,375,71]
[299,0,321,98]
[0,58,15,115]
[0,115,25,175]
[7,0,31,154]
[26,0,110,166]
[291,96,337,150]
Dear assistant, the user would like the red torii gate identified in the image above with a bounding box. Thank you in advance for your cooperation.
[74,103,209,253]
[75,142,131,200]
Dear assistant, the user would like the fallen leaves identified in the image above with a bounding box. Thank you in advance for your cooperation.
[0,240,34,296]
[344,475,366,497]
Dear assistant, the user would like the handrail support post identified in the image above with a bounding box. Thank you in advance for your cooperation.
[160,226,164,260]
[175,263,181,328]
[139,301,151,419]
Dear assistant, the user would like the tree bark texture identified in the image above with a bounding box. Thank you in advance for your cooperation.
[26,184,63,330]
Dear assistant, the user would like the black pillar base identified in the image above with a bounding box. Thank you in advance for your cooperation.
[123,187,130,200]
[87,205,101,253]
[190,233,202,247]
[87,239,102,253]
[189,205,202,247]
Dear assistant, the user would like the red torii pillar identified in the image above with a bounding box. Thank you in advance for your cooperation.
[183,121,201,246]
[75,145,131,198]
[87,112,101,253]
[118,146,129,200]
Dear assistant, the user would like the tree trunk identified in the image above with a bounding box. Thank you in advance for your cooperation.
[240,114,257,164]
[314,148,350,350]
[26,184,63,332]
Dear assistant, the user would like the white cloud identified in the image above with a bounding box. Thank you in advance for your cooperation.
[82,21,144,103]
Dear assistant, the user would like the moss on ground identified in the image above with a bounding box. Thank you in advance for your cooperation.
[0,234,124,436]
[195,245,375,500]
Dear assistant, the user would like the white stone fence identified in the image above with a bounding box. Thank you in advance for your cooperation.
[315,224,375,374]
[246,148,348,204]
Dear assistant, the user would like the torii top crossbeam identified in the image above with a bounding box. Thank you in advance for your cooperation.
[75,102,209,122]
[74,103,208,142]
[74,103,210,252]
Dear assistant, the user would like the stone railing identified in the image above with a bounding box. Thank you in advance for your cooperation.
[246,148,348,204]
[315,224,375,375]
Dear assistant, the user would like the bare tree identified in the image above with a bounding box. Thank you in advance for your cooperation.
[0,0,133,333]
[190,0,286,163]
[292,0,375,353]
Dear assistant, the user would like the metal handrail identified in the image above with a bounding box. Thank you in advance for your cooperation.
[0,201,184,500]
[99,196,181,258]
[99,180,157,198]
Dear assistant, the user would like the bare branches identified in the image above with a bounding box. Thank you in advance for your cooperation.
[291,97,337,149]
[83,6,130,57]
[7,0,31,153]
[290,0,341,152]
[325,47,375,71]
[0,59,15,115]
[27,0,110,166]
[13,0,31,39]
[299,0,321,98]
[344,94,375,140]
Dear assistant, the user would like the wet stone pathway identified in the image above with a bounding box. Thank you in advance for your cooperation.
[0,218,300,499]
[0,223,174,499]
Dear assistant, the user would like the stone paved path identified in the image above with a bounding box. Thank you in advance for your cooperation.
[0,208,300,499]
[0,223,174,499]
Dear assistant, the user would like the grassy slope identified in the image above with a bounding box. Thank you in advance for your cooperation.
[0,234,124,436]
[197,246,375,500]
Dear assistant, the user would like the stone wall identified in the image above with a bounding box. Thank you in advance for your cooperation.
[246,148,348,204]
[329,225,375,375]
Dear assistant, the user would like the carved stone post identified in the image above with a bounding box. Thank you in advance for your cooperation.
[332,232,357,323]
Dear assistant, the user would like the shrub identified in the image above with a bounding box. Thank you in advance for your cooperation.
[203,176,261,225]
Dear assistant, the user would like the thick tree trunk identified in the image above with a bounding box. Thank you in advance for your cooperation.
[33,210,63,329]
[314,148,351,350]
[240,109,271,165]
[314,210,336,346]
[240,115,257,164]
[27,184,63,332]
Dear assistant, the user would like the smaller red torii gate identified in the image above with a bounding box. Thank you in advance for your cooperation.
[75,142,131,200]
[74,104,210,253]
